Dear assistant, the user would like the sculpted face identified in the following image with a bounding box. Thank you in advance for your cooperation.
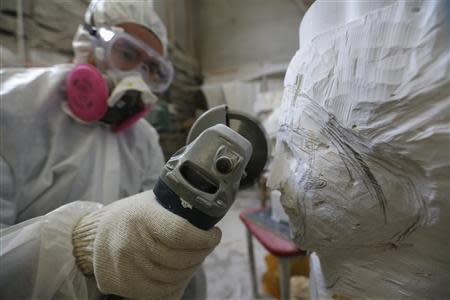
[269,63,428,254]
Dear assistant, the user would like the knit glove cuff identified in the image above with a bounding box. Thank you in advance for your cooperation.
[72,210,105,275]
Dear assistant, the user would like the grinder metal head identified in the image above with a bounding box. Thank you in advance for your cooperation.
[154,124,252,229]
[187,105,268,188]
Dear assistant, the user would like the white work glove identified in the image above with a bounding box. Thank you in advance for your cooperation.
[72,190,221,300]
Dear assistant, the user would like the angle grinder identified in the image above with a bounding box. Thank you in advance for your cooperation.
[154,105,268,230]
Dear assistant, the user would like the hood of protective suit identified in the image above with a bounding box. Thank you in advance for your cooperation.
[72,0,168,64]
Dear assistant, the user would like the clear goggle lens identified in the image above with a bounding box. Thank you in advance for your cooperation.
[96,27,174,93]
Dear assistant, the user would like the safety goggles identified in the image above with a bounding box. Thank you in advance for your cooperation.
[85,24,174,93]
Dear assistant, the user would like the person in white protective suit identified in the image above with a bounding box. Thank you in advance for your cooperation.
[0,0,221,299]
[270,0,449,299]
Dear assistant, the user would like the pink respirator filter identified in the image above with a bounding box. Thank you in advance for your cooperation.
[66,64,109,122]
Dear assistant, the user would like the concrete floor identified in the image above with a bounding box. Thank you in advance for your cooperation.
[203,187,273,300]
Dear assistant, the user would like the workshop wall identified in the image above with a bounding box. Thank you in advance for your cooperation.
[193,0,306,81]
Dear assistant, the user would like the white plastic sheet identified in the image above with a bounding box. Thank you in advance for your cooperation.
[270,1,449,298]
[0,201,102,299]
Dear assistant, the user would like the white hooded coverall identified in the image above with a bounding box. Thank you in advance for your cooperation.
[0,64,165,299]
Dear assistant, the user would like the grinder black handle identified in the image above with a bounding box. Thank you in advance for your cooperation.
[154,179,223,230]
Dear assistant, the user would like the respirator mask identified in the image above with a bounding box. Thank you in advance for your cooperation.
[64,24,174,132]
